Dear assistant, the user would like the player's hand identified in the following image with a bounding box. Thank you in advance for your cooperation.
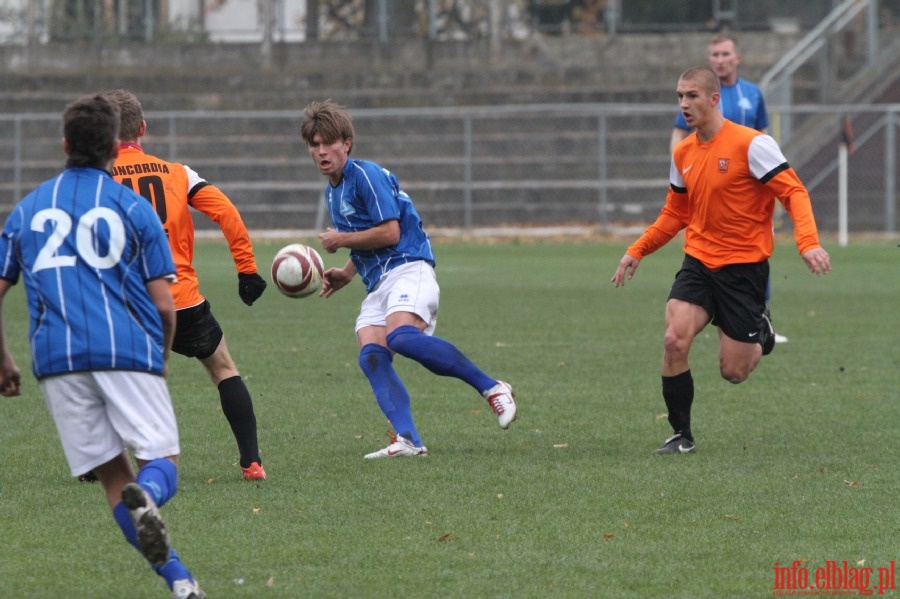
[320,267,353,298]
[0,355,21,397]
[318,228,342,253]
[611,254,641,287]
[238,272,267,305]
[802,247,831,276]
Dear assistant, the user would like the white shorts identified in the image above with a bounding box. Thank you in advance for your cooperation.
[40,371,180,477]
[356,261,440,336]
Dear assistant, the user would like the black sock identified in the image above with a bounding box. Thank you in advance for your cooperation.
[218,375,261,468]
[662,370,694,442]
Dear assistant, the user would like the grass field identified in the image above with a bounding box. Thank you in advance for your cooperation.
[0,236,897,598]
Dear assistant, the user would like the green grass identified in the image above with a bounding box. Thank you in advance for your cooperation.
[0,236,897,598]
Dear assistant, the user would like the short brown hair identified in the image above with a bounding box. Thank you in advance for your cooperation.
[709,32,739,51]
[63,94,120,169]
[300,99,354,154]
[104,89,144,141]
[679,67,720,95]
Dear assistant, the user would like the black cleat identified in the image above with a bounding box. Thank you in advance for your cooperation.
[121,483,171,567]
[77,470,98,483]
[656,433,696,454]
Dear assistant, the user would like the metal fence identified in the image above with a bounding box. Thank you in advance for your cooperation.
[1,104,897,237]
[5,1,900,44]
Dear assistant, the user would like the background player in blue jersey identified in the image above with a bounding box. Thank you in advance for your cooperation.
[299,99,517,458]
[0,94,205,599]
[669,33,788,345]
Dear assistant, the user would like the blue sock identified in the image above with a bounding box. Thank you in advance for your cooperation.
[136,458,178,507]
[113,501,141,551]
[358,343,422,446]
[113,504,192,589]
[387,325,496,393]
[155,549,195,590]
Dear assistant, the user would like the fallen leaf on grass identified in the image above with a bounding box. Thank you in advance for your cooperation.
[206,478,217,484]
[603,533,616,540]
[266,577,275,587]
[843,480,859,487]
[252,507,261,514]
[655,413,668,421]
[436,533,452,542]
[553,443,569,448]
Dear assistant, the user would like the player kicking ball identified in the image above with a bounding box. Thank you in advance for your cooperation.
[299,99,517,458]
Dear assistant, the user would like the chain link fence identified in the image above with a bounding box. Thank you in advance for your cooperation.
[1,104,897,237]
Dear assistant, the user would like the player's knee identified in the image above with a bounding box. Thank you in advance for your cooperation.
[663,330,689,359]
[359,343,391,376]
[386,325,421,357]
[719,360,750,384]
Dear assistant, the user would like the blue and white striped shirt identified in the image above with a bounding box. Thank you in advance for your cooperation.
[325,158,435,292]
[0,167,176,378]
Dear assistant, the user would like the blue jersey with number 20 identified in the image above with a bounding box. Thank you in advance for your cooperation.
[0,167,176,378]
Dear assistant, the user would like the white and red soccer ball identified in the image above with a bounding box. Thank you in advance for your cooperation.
[270,243,324,298]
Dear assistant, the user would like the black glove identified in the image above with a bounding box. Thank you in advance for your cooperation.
[238,272,267,306]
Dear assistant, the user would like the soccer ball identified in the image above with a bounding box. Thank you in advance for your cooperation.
[270,243,325,298]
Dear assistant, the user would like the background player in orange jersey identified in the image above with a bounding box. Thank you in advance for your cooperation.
[611,67,830,455]
[106,89,269,480]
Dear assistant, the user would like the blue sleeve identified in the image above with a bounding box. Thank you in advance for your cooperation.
[673,111,690,131]
[0,206,23,283]
[358,162,400,225]
[756,91,770,131]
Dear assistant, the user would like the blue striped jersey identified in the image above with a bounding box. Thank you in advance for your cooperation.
[0,167,176,378]
[325,158,435,292]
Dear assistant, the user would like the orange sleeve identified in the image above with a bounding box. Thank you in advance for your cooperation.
[767,169,822,256]
[627,187,690,259]
[189,185,259,275]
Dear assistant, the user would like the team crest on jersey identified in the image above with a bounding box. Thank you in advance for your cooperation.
[718,158,730,173]
[339,199,355,216]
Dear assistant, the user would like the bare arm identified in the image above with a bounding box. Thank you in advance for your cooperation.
[0,279,21,397]
[145,278,176,370]
[319,220,400,254]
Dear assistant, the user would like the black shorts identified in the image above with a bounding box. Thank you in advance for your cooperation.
[172,300,224,360]
[667,254,768,344]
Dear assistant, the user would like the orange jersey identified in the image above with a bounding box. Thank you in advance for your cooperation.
[112,144,258,309]
[628,120,822,269]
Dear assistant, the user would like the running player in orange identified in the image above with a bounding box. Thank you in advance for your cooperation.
[106,89,268,480]
[611,67,831,455]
